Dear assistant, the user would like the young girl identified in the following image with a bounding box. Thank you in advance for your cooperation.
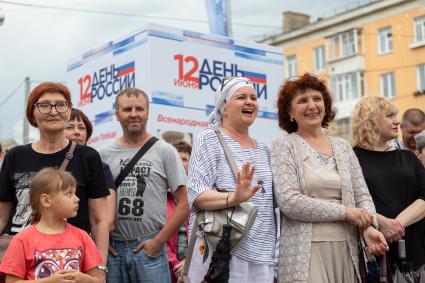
[0,168,104,282]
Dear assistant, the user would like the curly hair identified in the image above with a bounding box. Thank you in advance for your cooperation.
[352,96,395,149]
[276,73,335,133]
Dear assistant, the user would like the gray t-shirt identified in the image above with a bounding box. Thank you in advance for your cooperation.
[100,138,187,241]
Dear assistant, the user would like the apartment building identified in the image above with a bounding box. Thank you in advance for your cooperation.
[262,0,425,141]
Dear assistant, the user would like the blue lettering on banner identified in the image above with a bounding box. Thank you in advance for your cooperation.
[78,61,136,106]
[173,54,267,100]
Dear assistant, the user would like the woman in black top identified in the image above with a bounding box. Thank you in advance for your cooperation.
[352,96,425,271]
[0,82,110,263]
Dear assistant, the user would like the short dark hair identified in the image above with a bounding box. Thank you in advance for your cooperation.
[69,108,93,142]
[26,82,72,127]
[171,140,192,155]
[277,73,335,133]
[115,88,149,110]
[401,108,425,127]
[416,131,425,152]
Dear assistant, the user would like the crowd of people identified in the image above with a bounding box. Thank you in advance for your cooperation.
[0,74,423,283]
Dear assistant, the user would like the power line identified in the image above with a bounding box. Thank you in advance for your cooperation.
[0,80,25,109]
[0,0,281,30]
[0,0,420,37]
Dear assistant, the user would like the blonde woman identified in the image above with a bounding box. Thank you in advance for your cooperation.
[352,96,425,273]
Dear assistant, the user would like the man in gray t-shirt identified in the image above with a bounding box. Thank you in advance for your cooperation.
[99,88,188,283]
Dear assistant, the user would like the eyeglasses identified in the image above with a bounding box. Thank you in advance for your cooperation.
[34,101,70,114]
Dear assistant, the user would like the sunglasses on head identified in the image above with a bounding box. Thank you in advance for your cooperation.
[287,74,318,82]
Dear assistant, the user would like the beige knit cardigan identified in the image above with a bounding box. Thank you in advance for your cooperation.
[271,133,377,283]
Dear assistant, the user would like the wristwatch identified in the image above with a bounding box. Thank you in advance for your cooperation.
[97,265,108,273]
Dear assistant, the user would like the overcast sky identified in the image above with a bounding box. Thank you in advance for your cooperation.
[0,0,359,140]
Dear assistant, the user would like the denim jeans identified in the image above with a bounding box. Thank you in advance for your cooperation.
[107,231,171,283]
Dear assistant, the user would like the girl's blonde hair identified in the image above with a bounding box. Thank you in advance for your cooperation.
[29,167,76,224]
[352,96,396,149]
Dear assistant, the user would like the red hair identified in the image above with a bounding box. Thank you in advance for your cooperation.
[277,73,335,133]
[26,82,72,127]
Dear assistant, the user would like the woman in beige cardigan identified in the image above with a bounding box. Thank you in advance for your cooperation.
[271,74,388,283]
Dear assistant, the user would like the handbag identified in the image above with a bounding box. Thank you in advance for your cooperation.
[0,141,77,266]
[182,129,258,282]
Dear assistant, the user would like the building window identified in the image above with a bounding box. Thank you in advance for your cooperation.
[414,16,425,43]
[380,72,396,98]
[378,26,393,54]
[341,31,355,57]
[327,29,359,61]
[287,55,297,78]
[330,72,359,103]
[313,46,325,72]
[418,64,425,91]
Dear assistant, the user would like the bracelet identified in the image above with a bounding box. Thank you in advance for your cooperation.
[226,192,232,209]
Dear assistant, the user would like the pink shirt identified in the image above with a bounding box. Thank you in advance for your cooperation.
[0,223,103,279]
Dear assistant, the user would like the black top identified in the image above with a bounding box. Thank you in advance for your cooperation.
[102,162,115,190]
[354,147,425,270]
[0,141,110,234]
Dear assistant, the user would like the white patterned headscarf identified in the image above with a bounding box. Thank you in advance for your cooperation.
[208,76,255,129]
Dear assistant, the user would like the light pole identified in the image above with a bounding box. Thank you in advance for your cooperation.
[0,8,5,25]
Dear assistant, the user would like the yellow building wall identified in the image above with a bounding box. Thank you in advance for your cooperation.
[283,38,329,80]
[363,7,425,117]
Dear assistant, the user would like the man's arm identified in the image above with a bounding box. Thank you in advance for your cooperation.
[0,202,13,235]
[89,197,110,263]
[133,185,189,255]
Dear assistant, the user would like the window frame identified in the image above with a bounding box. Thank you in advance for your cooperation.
[414,16,425,43]
[313,46,325,72]
[377,26,393,54]
[380,72,396,98]
[417,64,425,91]
[286,55,297,78]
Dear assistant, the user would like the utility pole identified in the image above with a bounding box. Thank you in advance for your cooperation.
[22,77,30,145]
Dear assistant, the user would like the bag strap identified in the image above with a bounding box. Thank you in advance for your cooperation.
[59,141,77,171]
[214,129,238,179]
[114,136,159,188]
[182,215,200,280]
[182,130,238,281]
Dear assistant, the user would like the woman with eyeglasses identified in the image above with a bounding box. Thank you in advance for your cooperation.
[186,77,277,282]
[0,82,110,264]
[271,74,388,283]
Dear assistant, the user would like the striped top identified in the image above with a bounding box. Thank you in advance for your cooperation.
[187,128,276,264]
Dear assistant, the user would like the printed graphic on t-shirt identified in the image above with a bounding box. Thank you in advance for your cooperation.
[117,159,152,222]
[34,248,82,279]
[12,172,37,233]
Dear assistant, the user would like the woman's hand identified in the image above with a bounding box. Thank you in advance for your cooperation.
[174,259,185,280]
[378,214,405,243]
[345,207,372,229]
[362,226,389,255]
[229,162,262,204]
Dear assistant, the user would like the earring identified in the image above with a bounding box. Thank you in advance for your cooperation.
[290,116,294,122]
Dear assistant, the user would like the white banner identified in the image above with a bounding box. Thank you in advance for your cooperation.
[67,24,284,148]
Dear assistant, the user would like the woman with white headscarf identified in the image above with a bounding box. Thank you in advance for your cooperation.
[186,77,276,282]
